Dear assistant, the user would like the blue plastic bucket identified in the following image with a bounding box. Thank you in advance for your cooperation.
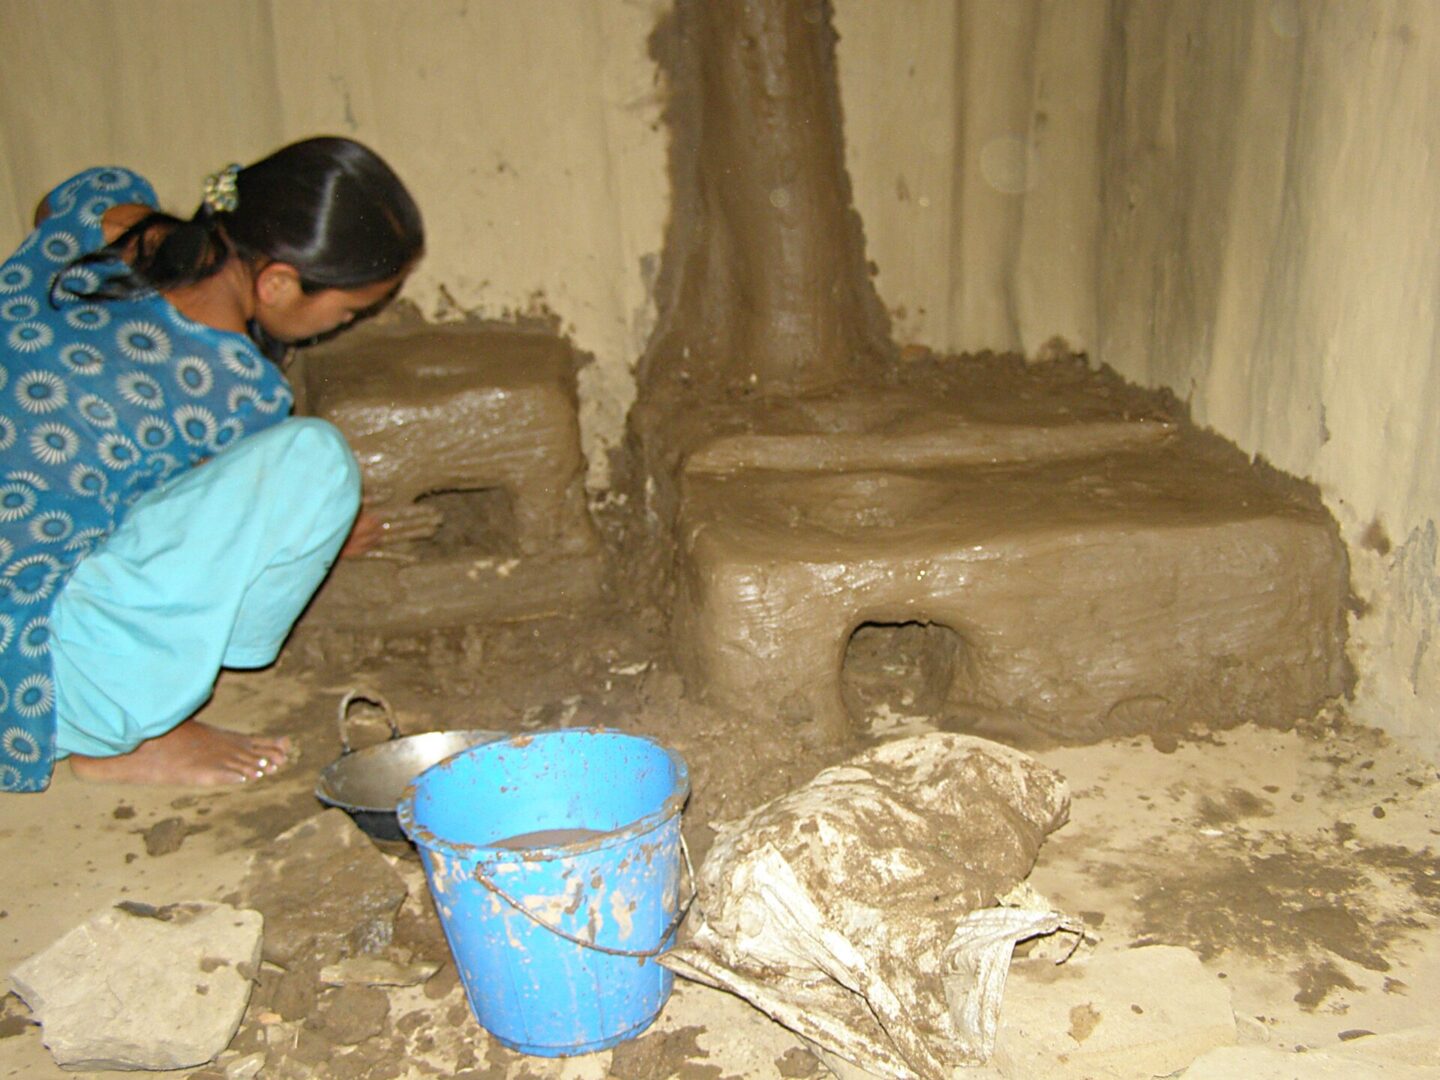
[397,729,690,1056]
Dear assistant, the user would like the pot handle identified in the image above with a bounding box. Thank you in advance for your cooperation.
[336,689,400,755]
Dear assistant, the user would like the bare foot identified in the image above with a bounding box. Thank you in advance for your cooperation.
[68,720,292,786]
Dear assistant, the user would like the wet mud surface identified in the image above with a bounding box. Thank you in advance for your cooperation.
[1,572,1437,1077]
[132,536,1430,1077]
[1,357,1434,1079]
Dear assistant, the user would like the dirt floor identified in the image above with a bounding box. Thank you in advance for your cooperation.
[2,567,1438,1079]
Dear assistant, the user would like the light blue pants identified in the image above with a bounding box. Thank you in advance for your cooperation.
[50,418,360,758]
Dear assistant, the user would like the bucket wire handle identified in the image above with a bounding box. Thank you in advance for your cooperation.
[472,834,698,959]
[336,689,400,755]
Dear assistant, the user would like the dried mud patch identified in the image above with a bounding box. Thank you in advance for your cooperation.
[608,1025,722,1079]
[1112,796,1439,1011]
[1031,718,1440,1022]
[1128,837,1414,971]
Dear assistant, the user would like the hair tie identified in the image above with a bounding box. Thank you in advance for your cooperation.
[201,163,242,214]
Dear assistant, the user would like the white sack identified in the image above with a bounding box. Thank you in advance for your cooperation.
[662,733,1079,1079]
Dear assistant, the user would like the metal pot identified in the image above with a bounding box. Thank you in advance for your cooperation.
[315,689,502,842]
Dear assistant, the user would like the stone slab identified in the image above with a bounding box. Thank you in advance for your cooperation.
[8,900,262,1071]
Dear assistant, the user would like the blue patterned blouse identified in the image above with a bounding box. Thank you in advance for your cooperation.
[0,167,294,792]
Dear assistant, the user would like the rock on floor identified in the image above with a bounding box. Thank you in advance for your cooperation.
[8,900,262,1071]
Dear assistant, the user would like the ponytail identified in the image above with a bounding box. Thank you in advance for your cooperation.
[56,203,232,303]
[55,136,423,306]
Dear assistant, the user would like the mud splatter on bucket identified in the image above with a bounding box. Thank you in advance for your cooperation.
[398,729,690,1056]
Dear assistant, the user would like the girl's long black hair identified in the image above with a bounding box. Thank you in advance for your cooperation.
[56,137,424,355]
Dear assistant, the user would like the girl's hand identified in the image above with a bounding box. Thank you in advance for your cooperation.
[339,509,385,558]
[339,504,442,558]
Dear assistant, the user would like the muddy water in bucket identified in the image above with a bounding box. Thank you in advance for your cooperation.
[397,729,690,1056]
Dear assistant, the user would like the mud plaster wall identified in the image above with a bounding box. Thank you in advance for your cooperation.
[834,0,1440,754]
[1,0,1437,755]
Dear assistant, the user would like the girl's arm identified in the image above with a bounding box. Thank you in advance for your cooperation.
[101,204,153,246]
[34,195,150,243]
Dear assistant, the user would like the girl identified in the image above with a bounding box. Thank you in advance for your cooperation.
[0,136,423,791]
